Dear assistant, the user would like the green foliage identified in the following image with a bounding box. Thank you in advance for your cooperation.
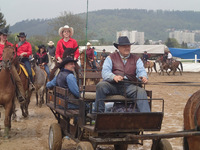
[8,9,200,45]
[165,38,180,48]
[48,11,85,40]
[181,42,188,48]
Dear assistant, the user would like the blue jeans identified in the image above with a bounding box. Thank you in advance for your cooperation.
[94,81,150,113]
[44,64,50,78]
[21,58,33,82]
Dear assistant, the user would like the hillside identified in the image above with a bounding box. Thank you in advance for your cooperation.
[10,9,200,42]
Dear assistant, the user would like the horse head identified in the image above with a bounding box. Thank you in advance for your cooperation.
[2,45,15,69]
[62,44,78,58]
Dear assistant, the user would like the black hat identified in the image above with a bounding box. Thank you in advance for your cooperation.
[0,28,10,35]
[113,36,134,49]
[38,44,46,49]
[59,57,77,69]
[17,32,27,38]
[103,49,106,51]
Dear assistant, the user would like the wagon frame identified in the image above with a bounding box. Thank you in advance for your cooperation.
[46,71,200,150]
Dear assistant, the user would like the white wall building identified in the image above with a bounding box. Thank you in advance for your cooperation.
[117,30,145,45]
[169,31,195,44]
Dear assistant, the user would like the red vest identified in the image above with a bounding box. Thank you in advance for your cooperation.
[110,52,139,81]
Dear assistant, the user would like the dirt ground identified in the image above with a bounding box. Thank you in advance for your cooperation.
[0,72,200,150]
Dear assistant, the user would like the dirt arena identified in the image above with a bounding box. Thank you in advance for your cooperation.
[0,72,200,150]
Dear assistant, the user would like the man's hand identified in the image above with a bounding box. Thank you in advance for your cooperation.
[57,57,62,63]
[20,52,27,57]
[113,75,123,83]
[140,77,148,83]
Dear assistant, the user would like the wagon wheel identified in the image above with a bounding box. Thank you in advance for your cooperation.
[114,144,128,150]
[151,139,172,150]
[48,123,62,150]
[76,142,94,150]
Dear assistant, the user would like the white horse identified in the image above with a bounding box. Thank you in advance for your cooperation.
[47,52,56,71]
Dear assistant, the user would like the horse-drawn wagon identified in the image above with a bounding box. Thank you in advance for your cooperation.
[46,71,200,150]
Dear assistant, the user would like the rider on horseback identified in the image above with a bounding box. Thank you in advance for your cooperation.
[101,49,108,60]
[16,32,35,91]
[86,42,97,70]
[142,51,149,65]
[34,45,50,79]
[167,51,173,66]
[0,28,26,104]
[55,25,79,63]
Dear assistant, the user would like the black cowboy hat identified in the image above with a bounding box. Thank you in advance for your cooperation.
[113,36,134,49]
[59,57,77,69]
[38,44,46,49]
[0,28,10,35]
[17,32,27,38]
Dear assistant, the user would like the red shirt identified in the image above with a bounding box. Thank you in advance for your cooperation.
[16,41,32,57]
[86,48,95,59]
[55,38,79,60]
[0,41,13,61]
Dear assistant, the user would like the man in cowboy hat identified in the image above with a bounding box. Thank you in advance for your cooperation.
[142,51,149,64]
[94,36,150,113]
[46,57,79,103]
[86,42,97,70]
[47,41,56,57]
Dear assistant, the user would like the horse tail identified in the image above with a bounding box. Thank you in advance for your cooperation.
[153,62,157,73]
[180,61,183,72]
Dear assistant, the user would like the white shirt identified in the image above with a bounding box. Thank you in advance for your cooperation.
[168,53,172,59]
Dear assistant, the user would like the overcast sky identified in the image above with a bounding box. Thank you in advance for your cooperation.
[1,0,200,26]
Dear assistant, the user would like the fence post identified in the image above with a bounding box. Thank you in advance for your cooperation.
[195,54,197,63]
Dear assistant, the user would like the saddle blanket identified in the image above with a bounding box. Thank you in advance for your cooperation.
[19,64,35,77]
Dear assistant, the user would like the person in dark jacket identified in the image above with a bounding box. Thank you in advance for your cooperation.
[46,56,79,109]
[94,36,150,113]
[35,45,50,78]
[47,41,56,57]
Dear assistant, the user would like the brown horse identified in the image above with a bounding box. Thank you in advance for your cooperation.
[99,56,106,69]
[143,60,157,75]
[0,45,16,138]
[183,90,200,150]
[79,49,100,85]
[156,56,183,76]
[14,57,32,117]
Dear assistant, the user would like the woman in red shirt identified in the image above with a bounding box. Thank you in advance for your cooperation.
[0,28,25,103]
[55,25,79,63]
[16,32,34,90]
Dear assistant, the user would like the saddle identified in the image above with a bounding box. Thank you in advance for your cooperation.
[39,64,48,79]
[18,63,35,78]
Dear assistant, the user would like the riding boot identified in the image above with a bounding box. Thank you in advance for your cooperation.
[11,65,26,104]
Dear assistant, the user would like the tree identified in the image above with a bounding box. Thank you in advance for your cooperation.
[165,38,180,48]
[0,11,10,35]
[181,42,188,48]
[0,11,7,30]
[144,39,150,45]
[48,11,85,41]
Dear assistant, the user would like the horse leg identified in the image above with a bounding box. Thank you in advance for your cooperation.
[177,67,182,75]
[12,99,17,121]
[4,101,13,138]
[36,91,38,106]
